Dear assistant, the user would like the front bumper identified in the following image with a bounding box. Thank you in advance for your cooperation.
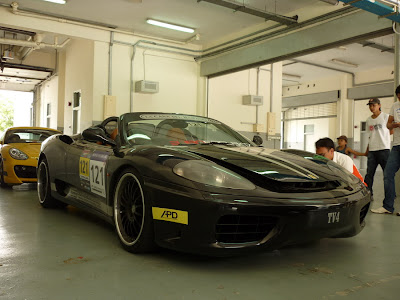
[146,179,371,256]
[2,157,38,184]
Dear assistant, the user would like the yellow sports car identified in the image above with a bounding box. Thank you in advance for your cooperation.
[0,127,61,187]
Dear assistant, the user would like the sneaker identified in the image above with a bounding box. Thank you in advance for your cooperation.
[396,212,400,216]
[371,207,392,214]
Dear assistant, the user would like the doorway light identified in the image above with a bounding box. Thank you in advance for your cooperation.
[331,59,358,68]
[42,0,66,4]
[146,19,194,33]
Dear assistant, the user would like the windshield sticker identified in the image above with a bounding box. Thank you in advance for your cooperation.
[139,114,220,124]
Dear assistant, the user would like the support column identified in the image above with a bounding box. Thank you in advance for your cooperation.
[269,62,282,149]
[196,71,208,117]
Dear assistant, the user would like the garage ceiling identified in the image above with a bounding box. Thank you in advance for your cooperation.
[0,0,396,91]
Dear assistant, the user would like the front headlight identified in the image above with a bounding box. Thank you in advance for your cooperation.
[173,160,256,190]
[9,148,29,160]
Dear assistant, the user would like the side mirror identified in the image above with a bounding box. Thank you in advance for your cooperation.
[82,127,117,147]
[253,135,263,146]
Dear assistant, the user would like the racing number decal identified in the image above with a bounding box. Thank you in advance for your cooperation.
[79,157,90,180]
[80,151,109,198]
[89,157,107,197]
[152,207,188,225]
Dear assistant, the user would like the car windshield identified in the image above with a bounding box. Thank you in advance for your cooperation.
[120,113,253,147]
[5,129,59,144]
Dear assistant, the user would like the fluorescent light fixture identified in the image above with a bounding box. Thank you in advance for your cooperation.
[146,19,194,33]
[42,0,66,4]
[283,73,301,79]
[331,59,358,68]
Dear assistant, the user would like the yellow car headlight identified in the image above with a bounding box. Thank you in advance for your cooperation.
[9,148,29,160]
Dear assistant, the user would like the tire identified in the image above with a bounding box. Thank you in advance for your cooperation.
[0,158,10,188]
[114,169,155,253]
[37,159,65,208]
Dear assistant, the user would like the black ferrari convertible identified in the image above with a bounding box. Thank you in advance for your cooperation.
[37,112,371,256]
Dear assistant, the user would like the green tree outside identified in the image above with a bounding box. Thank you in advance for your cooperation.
[0,98,14,132]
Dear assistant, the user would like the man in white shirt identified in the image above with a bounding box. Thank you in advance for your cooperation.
[371,86,400,216]
[362,98,391,196]
[315,138,365,184]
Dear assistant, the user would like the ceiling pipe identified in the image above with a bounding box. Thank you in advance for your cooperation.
[9,1,191,45]
[319,0,339,5]
[0,36,70,49]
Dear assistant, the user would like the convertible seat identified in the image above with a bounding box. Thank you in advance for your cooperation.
[110,128,118,140]
[166,128,187,143]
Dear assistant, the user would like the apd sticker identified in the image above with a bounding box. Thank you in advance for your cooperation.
[152,207,188,225]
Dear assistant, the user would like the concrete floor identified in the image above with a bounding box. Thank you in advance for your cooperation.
[1,171,399,300]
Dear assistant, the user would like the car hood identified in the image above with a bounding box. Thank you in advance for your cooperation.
[181,145,342,183]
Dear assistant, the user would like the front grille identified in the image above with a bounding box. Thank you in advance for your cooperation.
[216,215,277,244]
[360,203,370,224]
[14,165,37,178]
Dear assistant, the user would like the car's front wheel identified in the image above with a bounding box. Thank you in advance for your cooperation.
[114,169,155,253]
[37,159,65,208]
[0,158,10,188]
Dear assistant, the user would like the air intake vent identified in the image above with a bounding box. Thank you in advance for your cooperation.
[216,215,277,243]
[135,80,159,94]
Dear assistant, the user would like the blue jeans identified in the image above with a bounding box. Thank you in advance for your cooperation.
[383,146,400,212]
[364,149,390,195]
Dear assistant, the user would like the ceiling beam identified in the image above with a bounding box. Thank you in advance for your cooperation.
[197,0,298,25]
[200,10,392,77]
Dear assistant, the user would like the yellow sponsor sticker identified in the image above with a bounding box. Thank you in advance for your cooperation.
[152,207,188,225]
[79,157,90,178]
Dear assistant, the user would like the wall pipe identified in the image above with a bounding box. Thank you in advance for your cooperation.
[108,31,114,96]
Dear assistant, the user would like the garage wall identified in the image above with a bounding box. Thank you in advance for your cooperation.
[208,68,272,132]
[281,66,395,152]
[23,51,56,70]
[284,117,337,151]
[92,41,199,122]
[38,77,58,129]
[63,39,94,134]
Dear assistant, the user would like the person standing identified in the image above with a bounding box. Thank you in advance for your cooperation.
[361,98,391,196]
[371,88,400,216]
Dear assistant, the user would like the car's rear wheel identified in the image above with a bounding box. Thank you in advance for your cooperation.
[114,169,155,253]
[0,158,10,188]
[37,159,65,208]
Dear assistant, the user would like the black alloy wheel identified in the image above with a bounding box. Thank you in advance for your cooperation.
[114,169,155,253]
[37,159,64,208]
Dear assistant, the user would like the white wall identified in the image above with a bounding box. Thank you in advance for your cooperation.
[63,39,94,134]
[208,68,271,132]
[91,41,200,123]
[284,117,337,151]
[38,76,58,129]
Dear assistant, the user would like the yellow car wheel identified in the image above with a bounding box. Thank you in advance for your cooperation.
[0,158,10,188]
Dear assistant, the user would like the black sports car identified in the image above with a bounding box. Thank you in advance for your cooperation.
[37,112,371,256]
